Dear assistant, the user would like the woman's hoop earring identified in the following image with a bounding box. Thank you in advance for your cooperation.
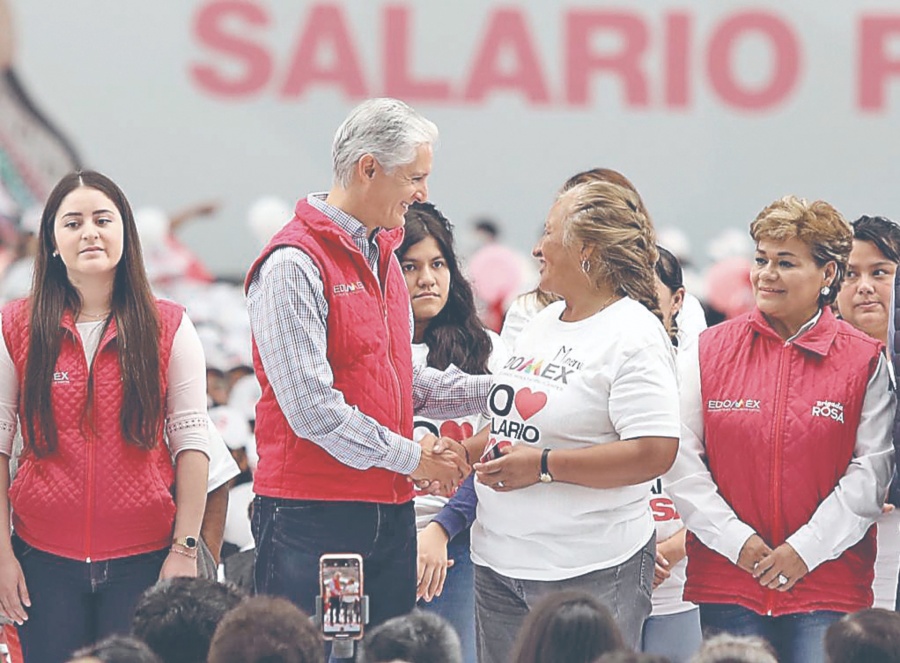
[820,285,830,297]
[581,259,591,274]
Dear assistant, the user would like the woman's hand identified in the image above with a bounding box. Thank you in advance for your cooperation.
[474,444,542,492]
[753,543,809,592]
[653,529,687,590]
[417,523,453,602]
[736,534,773,574]
[159,551,198,580]
[0,549,29,625]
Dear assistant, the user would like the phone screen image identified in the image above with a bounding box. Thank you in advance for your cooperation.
[320,555,363,638]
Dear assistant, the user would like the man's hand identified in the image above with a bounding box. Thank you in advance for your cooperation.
[736,533,773,574]
[410,434,468,497]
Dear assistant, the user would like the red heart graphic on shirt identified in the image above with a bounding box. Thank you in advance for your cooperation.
[514,388,548,420]
[439,421,474,441]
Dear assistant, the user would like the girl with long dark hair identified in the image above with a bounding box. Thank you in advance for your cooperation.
[0,171,209,662]
[397,202,506,663]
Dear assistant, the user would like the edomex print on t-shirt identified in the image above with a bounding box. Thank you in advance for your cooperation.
[488,344,582,447]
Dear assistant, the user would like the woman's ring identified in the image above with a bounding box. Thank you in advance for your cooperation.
[497,481,505,488]
[777,574,789,585]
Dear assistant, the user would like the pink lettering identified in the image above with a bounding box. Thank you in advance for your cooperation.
[462,9,550,103]
[565,11,649,107]
[281,4,367,99]
[859,16,900,111]
[383,7,451,102]
[190,0,272,97]
[707,11,799,110]
[664,12,691,108]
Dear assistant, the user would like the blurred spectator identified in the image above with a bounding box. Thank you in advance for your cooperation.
[201,420,241,572]
[825,608,900,663]
[209,404,254,485]
[207,596,324,663]
[207,368,230,407]
[67,635,162,663]
[247,195,292,249]
[359,611,462,663]
[594,653,671,663]
[134,203,215,288]
[703,256,754,323]
[509,591,625,663]
[690,634,777,663]
[131,577,245,663]
[466,217,534,332]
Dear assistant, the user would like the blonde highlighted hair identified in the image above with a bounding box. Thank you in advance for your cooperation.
[750,195,852,306]
[558,181,668,337]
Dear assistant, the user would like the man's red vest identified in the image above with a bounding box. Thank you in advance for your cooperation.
[2,298,184,561]
[245,199,415,503]
[685,306,883,615]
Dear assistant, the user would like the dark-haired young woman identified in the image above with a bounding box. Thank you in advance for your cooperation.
[397,202,506,663]
[0,171,209,662]
[835,215,900,611]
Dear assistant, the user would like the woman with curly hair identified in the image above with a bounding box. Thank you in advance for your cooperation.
[668,196,894,662]
[464,180,680,660]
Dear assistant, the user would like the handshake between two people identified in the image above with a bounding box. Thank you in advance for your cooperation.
[409,433,472,498]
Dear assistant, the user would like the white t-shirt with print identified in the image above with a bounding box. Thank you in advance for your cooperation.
[471,298,680,581]
[413,330,508,531]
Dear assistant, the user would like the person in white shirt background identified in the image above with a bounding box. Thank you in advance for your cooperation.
[641,245,705,663]
[462,178,680,660]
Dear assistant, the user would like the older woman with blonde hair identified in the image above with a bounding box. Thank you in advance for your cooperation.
[462,180,680,661]
[667,196,895,663]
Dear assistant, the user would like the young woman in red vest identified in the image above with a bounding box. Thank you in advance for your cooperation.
[668,196,895,663]
[0,171,210,662]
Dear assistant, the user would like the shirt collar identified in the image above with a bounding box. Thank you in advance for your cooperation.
[307,192,379,242]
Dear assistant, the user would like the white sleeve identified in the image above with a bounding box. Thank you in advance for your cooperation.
[206,417,240,492]
[499,296,532,349]
[0,314,17,456]
[786,354,896,571]
[664,340,757,563]
[164,312,210,458]
[608,341,681,441]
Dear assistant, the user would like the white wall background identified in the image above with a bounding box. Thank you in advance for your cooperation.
[9,0,900,278]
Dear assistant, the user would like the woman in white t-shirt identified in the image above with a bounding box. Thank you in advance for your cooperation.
[464,180,680,661]
[397,202,506,663]
[641,246,704,663]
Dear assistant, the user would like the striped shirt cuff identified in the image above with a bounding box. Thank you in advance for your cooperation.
[382,432,422,476]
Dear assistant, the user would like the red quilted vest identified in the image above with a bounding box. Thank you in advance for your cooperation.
[244,199,415,503]
[2,298,184,561]
[685,306,883,615]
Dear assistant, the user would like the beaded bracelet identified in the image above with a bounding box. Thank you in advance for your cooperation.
[169,545,198,559]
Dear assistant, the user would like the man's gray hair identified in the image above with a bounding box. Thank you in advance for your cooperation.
[332,98,438,188]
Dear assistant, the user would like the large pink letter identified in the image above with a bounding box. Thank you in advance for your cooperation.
[565,11,649,107]
[462,9,550,103]
[190,0,272,97]
[664,12,691,108]
[281,4,367,99]
[859,16,900,111]
[383,6,451,102]
[707,11,799,110]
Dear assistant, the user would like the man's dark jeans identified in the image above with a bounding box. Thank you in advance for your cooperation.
[252,497,417,632]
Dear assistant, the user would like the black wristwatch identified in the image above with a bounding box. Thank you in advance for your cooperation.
[173,535,198,550]
[539,448,553,483]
